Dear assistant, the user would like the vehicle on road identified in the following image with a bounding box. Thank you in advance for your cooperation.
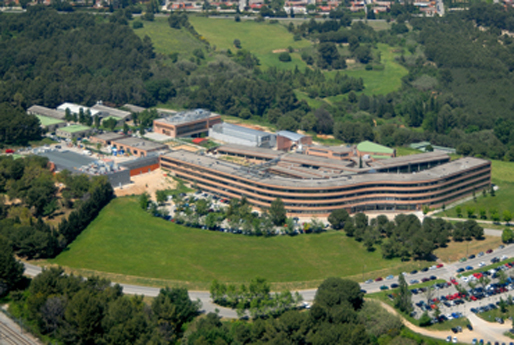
[386,275,394,280]
[421,267,429,272]
[487,249,493,254]
[437,264,444,268]
[365,279,373,284]
[478,252,484,257]
[375,277,383,282]
[380,285,389,290]
[469,254,476,259]
[478,262,486,267]
[453,337,458,343]
[456,268,465,273]
[410,279,419,284]
[411,270,418,274]
[390,283,399,289]
[466,266,474,270]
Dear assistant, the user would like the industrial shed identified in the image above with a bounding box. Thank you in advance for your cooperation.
[209,123,276,148]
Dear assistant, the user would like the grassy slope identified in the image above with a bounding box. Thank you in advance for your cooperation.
[133,17,206,57]
[52,197,425,286]
[188,16,311,71]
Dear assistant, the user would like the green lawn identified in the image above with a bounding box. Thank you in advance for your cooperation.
[132,17,207,58]
[188,16,311,71]
[434,160,514,219]
[51,197,426,288]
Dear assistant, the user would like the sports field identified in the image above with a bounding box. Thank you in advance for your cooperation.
[51,197,425,289]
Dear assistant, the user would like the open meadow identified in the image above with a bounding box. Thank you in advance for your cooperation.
[51,197,432,289]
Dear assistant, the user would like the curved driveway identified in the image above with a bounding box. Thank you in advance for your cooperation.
[22,243,514,320]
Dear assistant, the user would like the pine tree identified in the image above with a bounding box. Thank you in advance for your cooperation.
[394,274,412,313]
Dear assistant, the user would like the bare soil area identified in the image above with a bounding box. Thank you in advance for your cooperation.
[114,169,176,200]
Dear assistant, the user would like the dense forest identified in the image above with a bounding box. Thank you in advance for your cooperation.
[0,155,113,259]
[3,5,514,156]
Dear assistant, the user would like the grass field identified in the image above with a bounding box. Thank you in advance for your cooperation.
[132,17,207,58]
[51,197,432,289]
[434,160,514,219]
[189,16,311,70]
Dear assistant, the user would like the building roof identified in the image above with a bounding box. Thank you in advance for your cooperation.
[112,137,168,151]
[37,150,96,171]
[409,141,431,149]
[216,144,282,160]
[122,104,146,113]
[91,132,127,142]
[119,155,160,170]
[307,145,353,154]
[156,109,214,126]
[91,104,131,120]
[211,123,275,139]
[162,150,490,188]
[58,125,92,133]
[27,105,65,119]
[276,130,307,141]
[57,103,100,116]
[357,141,395,154]
[369,152,449,169]
[282,153,353,170]
[36,115,65,127]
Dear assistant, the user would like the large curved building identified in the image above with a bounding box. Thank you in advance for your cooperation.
[160,145,491,216]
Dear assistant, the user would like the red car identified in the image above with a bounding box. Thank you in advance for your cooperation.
[450,278,458,286]
[375,277,383,282]
[5,149,14,154]
[486,249,493,254]
[471,296,477,301]
[436,264,444,268]
[473,273,483,280]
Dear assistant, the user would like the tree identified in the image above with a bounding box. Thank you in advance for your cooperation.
[502,228,514,243]
[156,190,167,205]
[278,52,291,62]
[103,118,118,132]
[328,209,349,230]
[466,206,475,218]
[394,274,412,313]
[139,192,150,210]
[503,210,512,224]
[314,277,364,312]
[269,198,286,226]
[0,237,24,296]
[455,206,462,218]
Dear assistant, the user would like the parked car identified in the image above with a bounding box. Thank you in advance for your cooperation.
[478,252,484,257]
[486,249,493,254]
[365,279,373,284]
[386,275,394,280]
[469,254,476,259]
[375,277,383,282]
[466,266,474,270]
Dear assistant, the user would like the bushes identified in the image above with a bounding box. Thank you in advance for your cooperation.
[278,52,291,62]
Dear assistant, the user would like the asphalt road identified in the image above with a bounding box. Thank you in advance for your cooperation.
[21,243,514,319]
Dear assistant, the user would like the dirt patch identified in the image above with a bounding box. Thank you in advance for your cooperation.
[114,169,177,200]
[346,59,356,64]
[316,134,335,140]
[173,144,200,152]
[272,49,287,53]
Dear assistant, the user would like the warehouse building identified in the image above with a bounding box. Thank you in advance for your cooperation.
[119,155,160,176]
[276,131,312,151]
[57,103,100,117]
[123,104,146,114]
[89,132,127,146]
[110,137,168,157]
[91,103,132,122]
[160,148,491,216]
[56,125,94,139]
[154,109,222,138]
[209,123,277,148]
[27,105,66,120]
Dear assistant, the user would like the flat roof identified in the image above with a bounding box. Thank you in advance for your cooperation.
[276,130,307,141]
[212,123,274,138]
[155,109,215,126]
[216,144,282,160]
[161,150,490,188]
[357,141,395,154]
[123,104,146,113]
[37,150,96,171]
[36,115,65,126]
[112,137,168,151]
[307,145,353,153]
[57,103,100,116]
[120,155,160,170]
[92,104,131,119]
[28,105,65,119]
[91,132,126,141]
[58,125,92,133]
[369,152,449,169]
[282,153,353,170]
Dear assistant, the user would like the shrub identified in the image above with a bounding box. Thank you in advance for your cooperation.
[279,52,292,62]
[132,21,143,29]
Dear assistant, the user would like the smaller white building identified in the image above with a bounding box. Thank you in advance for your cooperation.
[57,103,100,117]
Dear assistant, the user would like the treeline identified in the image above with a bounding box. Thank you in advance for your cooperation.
[210,277,302,318]
[0,155,114,259]
[186,278,406,345]
[0,103,41,145]
[8,267,200,344]
[329,210,483,260]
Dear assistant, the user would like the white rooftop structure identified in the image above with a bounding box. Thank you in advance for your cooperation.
[57,103,100,116]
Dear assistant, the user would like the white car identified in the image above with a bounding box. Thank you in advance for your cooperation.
[478,262,486,267]
[502,255,508,260]
[453,337,458,343]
